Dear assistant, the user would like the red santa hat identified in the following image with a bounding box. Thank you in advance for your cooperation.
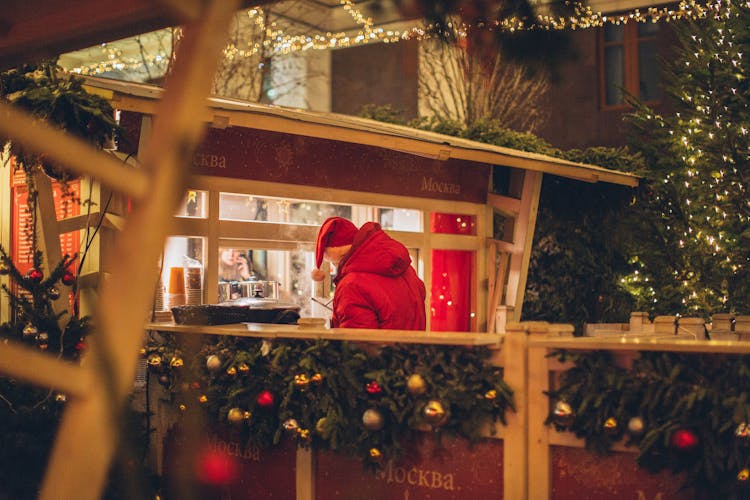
[311,217,357,281]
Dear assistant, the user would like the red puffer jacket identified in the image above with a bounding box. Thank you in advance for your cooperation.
[331,222,426,330]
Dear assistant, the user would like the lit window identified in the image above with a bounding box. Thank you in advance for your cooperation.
[218,193,422,232]
[175,190,208,218]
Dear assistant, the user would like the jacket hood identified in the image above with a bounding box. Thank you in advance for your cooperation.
[336,222,411,280]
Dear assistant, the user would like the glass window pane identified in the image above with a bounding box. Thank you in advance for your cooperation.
[217,246,316,317]
[604,24,624,43]
[162,236,205,307]
[219,193,423,232]
[637,22,659,37]
[491,166,525,198]
[430,250,474,332]
[219,193,352,224]
[638,40,661,101]
[430,213,476,235]
[493,212,515,242]
[175,190,208,218]
[605,46,624,105]
[377,208,422,232]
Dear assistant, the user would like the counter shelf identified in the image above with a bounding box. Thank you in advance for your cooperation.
[529,332,750,354]
[144,321,504,346]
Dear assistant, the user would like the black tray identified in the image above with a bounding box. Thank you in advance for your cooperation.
[171,303,300,326]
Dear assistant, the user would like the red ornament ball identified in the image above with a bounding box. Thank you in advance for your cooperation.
[366,381,382,395]
[195,448,239,486]
[670,428,700,451]
[61,271,76,286]
[256,390,275,408]
[27,268,43,282]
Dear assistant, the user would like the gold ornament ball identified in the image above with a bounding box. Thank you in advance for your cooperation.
[552,401,575,428]
[206,354,222,371]
[603,417,618,436]
[283,419,300,433]
[407,374,427,396]
[227,408,246,424]
[362,408,385,431]
[170,357,184,368]
[147,354,162,367]
[628,417,645,436]
[369,447,383,463]
[423,400,449,426]
[294,374,311,390]
[297,428,311,444]
[738,468,750,482]
[736,423,750,447]
[316,417,331,438]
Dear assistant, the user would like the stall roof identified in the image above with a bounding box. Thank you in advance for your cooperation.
[85,76,639,187]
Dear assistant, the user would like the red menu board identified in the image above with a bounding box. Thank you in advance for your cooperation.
[551,446,692,499]
[316,434,503,499]
[10,166,81,278]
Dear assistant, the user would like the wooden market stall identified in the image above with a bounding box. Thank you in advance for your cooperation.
[80,75,638,334]
[62,76,638,499]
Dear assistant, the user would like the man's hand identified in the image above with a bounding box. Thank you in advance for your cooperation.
[236,255,251,280]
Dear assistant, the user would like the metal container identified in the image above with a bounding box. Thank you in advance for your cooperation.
[238,280,280,299]
[218,282,233,303]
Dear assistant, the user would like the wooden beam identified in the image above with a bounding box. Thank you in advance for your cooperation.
[39,1,241,499]
[0,102,149,200]
[0,340,92,398]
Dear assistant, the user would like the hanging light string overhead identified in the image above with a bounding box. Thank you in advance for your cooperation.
[67,0,738,75]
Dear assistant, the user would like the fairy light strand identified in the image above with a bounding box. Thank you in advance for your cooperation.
[67,0,739,75]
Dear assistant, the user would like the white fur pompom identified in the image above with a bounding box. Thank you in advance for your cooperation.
[311,268,326,282]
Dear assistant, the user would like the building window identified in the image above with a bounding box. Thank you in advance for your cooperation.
[601,22,661,108]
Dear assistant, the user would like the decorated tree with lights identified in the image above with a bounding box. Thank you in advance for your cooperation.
[625,1,750,316]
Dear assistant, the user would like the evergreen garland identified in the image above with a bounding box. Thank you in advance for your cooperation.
[548,350,750,498]
[145,333,514,468]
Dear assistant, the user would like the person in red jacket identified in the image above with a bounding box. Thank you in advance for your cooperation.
[311,217,426,330]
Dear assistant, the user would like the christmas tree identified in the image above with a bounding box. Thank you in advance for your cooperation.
[0,246,90,499]
[625,1,750,316]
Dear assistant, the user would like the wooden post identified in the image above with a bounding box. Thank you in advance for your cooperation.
[502,321,529,499]
[38,2,240,499]
[296,448,315,500]
[526,321,553,500]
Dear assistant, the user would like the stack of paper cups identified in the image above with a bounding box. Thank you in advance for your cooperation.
[154,282,166,311]
[167,267,186,308]
[185,267,202,305]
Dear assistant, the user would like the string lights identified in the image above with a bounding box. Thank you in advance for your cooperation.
[66,0,739,76]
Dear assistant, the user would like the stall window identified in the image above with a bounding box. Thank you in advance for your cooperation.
[175,190,208,218]
[218,246,316,316]
[493,211,515,243]
[430,212,475,331]
[430,213,476,235]
[378,208,422,232]
[601,22,661,108]
[491,166,524,199]
[219,193,352,224]
[430,250,474,331]
[219,193,422,232]
[161,236,205,307]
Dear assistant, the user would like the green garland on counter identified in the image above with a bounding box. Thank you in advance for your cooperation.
[145,334,514,468]
[547,350,750,498]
